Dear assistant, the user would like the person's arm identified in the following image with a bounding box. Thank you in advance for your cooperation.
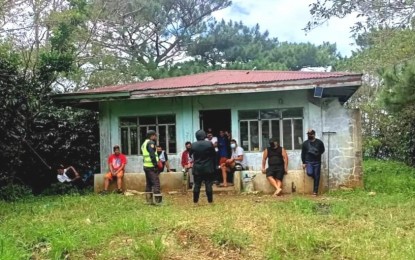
[68,166,81,180]
[147,141,158,167]
[301,142,307,168]
[261,149,268,174]
[320,140,325,154]
[282,148,289,174]
[181,151,187,167]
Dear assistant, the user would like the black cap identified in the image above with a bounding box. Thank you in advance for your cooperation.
[307,129,316,135]
[146,130,156,138]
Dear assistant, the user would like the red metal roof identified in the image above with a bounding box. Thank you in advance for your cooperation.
[80,70,361,94]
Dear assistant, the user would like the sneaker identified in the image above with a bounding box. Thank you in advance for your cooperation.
[99,190,109,195]
[116,189,123,194]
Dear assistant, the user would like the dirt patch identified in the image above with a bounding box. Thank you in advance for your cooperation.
[168,228,244,260]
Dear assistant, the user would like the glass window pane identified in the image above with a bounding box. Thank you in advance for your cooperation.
[282,108,303,118]
[139,126,147,154]
[271,120,281,143]
[139,116,156,125]
[121,128,129,155]
[158,115,175,124]
[239,110,258,120]
[240,121,249,151]
[293,119,303,150]
[130,128,138,154]
[120,117,137,126]
[282,120,293,150]
[250,121,260,152]
[158,125,167,150]
[261,120,270,151]
[260,109,280,119]
[168,125,176,153]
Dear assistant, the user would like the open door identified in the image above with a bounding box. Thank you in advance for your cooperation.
[199,109,231,134]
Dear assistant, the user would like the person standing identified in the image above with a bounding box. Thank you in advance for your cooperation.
[301,129,325,196]
[141,130,162,204]
[101,145,127,194]
[261,138,288,196]
[191,130,216,204]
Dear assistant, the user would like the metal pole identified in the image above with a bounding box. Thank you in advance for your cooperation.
[322,131,336,192]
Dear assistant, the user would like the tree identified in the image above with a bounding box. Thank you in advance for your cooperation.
[306,0,415,34]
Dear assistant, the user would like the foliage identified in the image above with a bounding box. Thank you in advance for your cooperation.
[306,0,415,34]
[364,159,415,194]
[0,184,33,202]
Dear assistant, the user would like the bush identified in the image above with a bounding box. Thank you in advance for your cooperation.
[364,159,415,194]
[0,184,33,202]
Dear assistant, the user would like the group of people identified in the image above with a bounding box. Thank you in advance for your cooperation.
[87,127,325,204]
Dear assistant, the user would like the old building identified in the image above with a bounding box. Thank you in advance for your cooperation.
[55,70,363,194]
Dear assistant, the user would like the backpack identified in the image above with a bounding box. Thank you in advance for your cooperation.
[307,141,319,156]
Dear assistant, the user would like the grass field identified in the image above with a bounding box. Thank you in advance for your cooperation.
[1,160,415,260]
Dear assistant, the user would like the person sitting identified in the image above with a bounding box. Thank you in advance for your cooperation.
[156,145,171,172]
[56,164,84,189]
[100,145,127,194]
[181,141,194,187]
[262,138,289,196]
[220,139,247,187]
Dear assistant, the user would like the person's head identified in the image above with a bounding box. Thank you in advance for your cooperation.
[219,130,225,137]
[185,141,191,150]
[306,129,316,140]
[269,138,279,148]
[230,139,238,149]
[195,130,206,141]
[146,130,157,141]
[56,164,65,175]
[206,131,213,140]
[207,127,213,133]
[156,145,163,153]
[113,145,120,155]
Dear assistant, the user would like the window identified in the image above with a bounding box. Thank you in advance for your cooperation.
[239,108,303,151]
[120,115,176,155]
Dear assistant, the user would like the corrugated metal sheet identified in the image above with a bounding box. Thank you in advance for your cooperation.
[79,70,361,94]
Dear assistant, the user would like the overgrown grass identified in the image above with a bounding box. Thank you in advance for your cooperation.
[1,160,414,259]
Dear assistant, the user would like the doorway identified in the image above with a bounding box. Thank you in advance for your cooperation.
[199,109,231,134]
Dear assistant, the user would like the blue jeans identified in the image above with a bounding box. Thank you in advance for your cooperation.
[306,161,321,193]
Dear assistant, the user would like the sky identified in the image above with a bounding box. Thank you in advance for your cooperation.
[212,0,358,57]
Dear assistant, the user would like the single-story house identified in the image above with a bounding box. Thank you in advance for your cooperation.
[54,70,363,194]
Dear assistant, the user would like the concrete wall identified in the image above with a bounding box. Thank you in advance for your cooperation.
[98,90,363,193]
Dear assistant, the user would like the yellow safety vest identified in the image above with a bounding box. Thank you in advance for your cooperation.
[141,139,158,167]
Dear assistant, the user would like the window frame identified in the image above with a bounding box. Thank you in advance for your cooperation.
[238,108,303,152]
[119,115,177,155]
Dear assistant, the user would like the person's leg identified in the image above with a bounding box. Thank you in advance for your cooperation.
[116,170,124,191]
[204,174,214,203]
[104,172,112,190]
[313,162,321,195]
[151,170,161,195]
[193,174,202,203]
[220,163,228,186]
[144,168,153,192]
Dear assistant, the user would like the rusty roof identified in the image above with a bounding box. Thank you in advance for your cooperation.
[78,70,361,94]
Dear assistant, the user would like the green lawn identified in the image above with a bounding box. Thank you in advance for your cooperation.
[1,160,415,260]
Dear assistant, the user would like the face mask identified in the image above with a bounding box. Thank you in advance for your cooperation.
[307,135,314,140]
[230,143,236,149]
[269,142,276,148]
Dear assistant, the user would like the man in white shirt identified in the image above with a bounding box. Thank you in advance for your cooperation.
[56,164,83,188]
[205,131,218,152]
[219,139,247,187]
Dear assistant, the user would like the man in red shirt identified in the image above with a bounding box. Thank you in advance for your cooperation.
[101,145,127,194]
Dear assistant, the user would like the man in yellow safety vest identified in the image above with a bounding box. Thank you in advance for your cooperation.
[141,130,161,204]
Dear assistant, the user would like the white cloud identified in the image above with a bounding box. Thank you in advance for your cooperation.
[213,0,358,57]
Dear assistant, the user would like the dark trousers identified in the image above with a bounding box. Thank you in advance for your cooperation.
[193,173,213,203]
[306,161,321,193]
[144,167,160,194]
